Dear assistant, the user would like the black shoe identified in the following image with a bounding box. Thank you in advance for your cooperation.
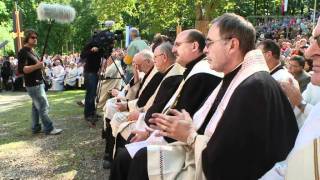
[103,159,112,169]
[85,115,99,123]
[32,127,42,134]
[85,116,98,128]
[76,101,84,107]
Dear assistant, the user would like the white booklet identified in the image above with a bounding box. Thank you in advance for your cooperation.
[125,130,168,158]
[125,140,148,158]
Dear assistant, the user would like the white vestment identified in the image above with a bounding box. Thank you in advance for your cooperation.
[64,67,78,87]
[50,65,65,91]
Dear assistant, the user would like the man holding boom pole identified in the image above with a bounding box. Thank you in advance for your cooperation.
[16,2,76,135]
[17,30,62,135]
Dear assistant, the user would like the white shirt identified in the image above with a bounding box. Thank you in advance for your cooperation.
[272,68,295,83]
[77,66,84,76]
[52,65,65,81]
[65,67,78,86]
[294,83,320,128]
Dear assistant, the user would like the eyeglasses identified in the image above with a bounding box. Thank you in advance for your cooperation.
[30,36,38,39]
[154,53,164,58]
[173,41,193,47]
[205,37,232,48]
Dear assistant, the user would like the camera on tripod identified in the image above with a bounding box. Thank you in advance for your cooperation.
[85,21,124,58]
[87,30,115,58]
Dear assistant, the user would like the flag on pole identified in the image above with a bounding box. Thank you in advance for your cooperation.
[125,25,131,48]
[281,0,289,15]
[284,0,288,12]
[12,2,24,54]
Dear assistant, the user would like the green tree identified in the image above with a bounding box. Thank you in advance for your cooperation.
[0,1,14,56]
[70,0,99,52]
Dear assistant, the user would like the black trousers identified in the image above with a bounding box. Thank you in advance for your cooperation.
[104,118,115,162]
[128,147,149,180]
[109,147,149,180]
[103,121,134,162]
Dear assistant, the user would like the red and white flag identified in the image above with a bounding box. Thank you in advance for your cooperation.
[282,0,289,15]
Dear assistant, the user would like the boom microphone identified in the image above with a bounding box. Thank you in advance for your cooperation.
[36,3,76,63]
[37,3,76,23]
[102,20,115,28]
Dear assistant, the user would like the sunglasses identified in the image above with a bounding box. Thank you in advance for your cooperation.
[30,36,37,39]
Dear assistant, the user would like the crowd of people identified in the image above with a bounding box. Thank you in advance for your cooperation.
[0,56,22,91]
[0,53,83,91]
[10,11,320,180]
[255,14,317,41]
[0,49,127,92]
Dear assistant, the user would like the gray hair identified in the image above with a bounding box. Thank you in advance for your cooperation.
[158,42,176,62]
[130,27,140,37]
[139,49,154,62]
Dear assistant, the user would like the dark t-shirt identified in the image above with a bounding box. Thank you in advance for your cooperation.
[81,46,104,73]
[17,47,43,87]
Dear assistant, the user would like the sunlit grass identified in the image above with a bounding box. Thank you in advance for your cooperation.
[0,90,109,179]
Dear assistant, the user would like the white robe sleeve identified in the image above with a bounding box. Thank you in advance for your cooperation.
[259,161,287,180]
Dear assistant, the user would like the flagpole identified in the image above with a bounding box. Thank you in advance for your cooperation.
[14,1,23,52]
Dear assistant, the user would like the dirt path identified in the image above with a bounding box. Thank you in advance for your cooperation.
[0,91,109,179]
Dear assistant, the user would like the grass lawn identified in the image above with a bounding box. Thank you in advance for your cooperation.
[0,90,109,179]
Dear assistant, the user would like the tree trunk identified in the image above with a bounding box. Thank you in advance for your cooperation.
[195,2,203,21]
[195,1,220,35]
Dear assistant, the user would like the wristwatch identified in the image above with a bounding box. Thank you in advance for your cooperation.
[187,131,198,146]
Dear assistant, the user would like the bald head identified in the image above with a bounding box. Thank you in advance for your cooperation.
[133,50,154,73]
[183,29,206,52]
[172,29,206,67]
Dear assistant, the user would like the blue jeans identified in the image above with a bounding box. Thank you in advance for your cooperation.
[26,84,53,134]
[84,72,98,118]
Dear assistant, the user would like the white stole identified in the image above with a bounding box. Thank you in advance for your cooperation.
[193,49,269,179]
[194,50,269,137]
[162,59,223,114]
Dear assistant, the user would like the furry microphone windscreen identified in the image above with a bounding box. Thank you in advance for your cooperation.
[103,21,115,28]
[37,3,76,24]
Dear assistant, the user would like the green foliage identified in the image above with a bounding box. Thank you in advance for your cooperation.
[71,0,99,52]
[0,1,10,25]
[0,0,99,56]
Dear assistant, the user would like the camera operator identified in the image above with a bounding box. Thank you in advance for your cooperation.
[81,42,105,126]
